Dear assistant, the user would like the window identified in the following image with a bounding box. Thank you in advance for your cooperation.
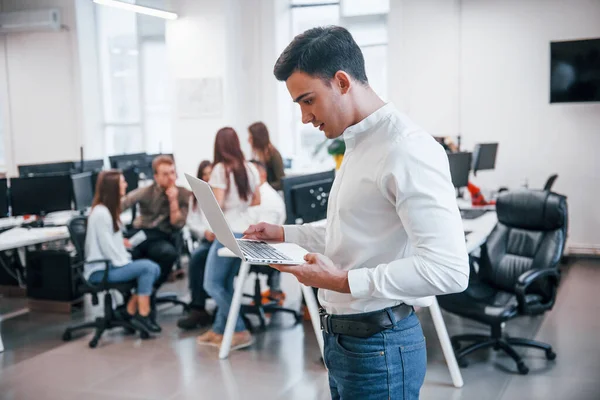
[287,1,388,166]
[95,4,171,157]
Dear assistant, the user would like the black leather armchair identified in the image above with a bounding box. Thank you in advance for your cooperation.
[438,189,568,374]
[62,216,150,348]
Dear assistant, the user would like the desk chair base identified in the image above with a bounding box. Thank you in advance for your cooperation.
[154,292,190,312]
[62,292,150,348]
[241,273,301,333]
[451,329,556,375]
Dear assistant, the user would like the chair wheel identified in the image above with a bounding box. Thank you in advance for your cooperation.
[546,350,556,360]
[458,359,469,368]
[517,362,529,375]
[140,330,150,340]
[89,339,99,348]
[62,331,72,341]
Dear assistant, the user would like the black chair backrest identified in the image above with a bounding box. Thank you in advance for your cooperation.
[480,189,567,296]
[68,216,88,263]
[543,174,558,191]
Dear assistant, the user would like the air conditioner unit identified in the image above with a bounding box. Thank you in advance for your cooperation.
[0,9,61,34]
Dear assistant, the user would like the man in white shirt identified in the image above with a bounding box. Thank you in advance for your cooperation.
[244,26,469,399]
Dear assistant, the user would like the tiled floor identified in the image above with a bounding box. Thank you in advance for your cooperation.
[1,259,599,399]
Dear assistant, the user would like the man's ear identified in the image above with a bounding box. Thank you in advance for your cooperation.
[334,71,352,94]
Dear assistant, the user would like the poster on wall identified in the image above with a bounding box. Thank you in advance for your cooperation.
[177,78,223,119]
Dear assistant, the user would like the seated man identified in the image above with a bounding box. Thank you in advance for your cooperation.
[121,155,191,289]
[246,160,286,302]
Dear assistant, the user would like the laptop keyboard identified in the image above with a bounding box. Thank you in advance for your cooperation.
[237,240,292,261]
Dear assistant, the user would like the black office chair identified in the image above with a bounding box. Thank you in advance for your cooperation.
[152,230,191,312]
[240,265,302,332]
[543,174,558,191]
[438,189,568,374]
[62,216,150,348]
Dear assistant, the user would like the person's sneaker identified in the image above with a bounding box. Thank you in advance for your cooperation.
[131,314,162,333]
[228,330,254,351]
[197,330,222,347]
[177,309,212,330]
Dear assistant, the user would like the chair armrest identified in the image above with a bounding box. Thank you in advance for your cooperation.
[515,269,560,315]
[80,259,112,292]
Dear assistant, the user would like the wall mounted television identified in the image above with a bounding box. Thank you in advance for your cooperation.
[550,38,600,103]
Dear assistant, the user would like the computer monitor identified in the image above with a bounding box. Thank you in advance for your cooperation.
[108,153,148,171]
[71,172,94,212]
[0,179,8,218]
[122,167,139,194]
[10,175,73,216]
[73,159,104,173]
[18,161,75,177]
[448,152,472,189]
[282,170,336,225]
[472,143,498,176]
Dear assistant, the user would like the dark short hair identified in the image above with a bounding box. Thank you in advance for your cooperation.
[273,25,368,84]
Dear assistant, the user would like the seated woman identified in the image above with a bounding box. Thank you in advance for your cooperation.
[177,160,215,330]
[198,127,261,350]
[85,170,162,333]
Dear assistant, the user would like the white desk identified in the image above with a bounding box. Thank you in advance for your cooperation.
[215,212,498,388]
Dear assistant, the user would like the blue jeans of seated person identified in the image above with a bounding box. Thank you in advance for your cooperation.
[203,233,245,334]
[89,259,161,296]
[323,310,427,400]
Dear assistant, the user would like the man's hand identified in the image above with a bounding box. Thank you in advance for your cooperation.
[271,253,350,294]
[243,222,284,242]
[166,186,179,203]
[204,230,216,242]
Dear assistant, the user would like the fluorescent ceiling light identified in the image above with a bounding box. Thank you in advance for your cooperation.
[93,0,178,20]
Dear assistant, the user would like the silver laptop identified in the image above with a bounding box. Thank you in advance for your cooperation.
[185,173,308,265]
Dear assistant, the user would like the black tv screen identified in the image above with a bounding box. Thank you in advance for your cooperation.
[550,38,600,103]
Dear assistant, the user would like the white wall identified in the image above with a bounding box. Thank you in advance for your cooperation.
[0,0,84,174]
[166,0,284,180]
[389,0,600,251]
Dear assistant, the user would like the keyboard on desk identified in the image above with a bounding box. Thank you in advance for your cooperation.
[237,240,291,262]
[460,209,489,220]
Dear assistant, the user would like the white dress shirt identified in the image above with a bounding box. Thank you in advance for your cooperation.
[283,103,469,315]
[186,197,210,239]
[246,183,286,225]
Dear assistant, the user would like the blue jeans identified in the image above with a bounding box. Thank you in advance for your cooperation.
[89,259,161,296]
[203,234,245,334]
[323,311,427,400]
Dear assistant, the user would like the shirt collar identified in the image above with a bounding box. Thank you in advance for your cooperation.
[342,103,394,150]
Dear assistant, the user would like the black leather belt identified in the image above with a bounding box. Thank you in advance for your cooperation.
[320,304,414,338]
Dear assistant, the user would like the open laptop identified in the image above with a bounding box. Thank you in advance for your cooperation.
[185,173,308,265]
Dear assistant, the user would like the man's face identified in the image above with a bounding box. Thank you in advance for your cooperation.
[154,163,177,189]
[286,71,349,139]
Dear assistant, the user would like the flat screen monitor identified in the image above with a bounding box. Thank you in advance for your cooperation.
[108,153,148,171]
[472,143,498,175]
[10,175,73,216]
[550,38,600,103]
[448,152,472,189]
[122,167,139,194]
[282,170,335,225]
[0,179,8,218]
[73,159,104,173]
[71,172,94,211]
[18,161,75,177]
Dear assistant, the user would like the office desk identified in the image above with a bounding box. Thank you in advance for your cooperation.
[0,226,70,353]
[214,212,498,388]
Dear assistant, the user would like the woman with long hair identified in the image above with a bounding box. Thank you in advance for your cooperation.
[177,160,215,330]
[248,121,285,190]
[198,127,261,350]
[85,170,161,333]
